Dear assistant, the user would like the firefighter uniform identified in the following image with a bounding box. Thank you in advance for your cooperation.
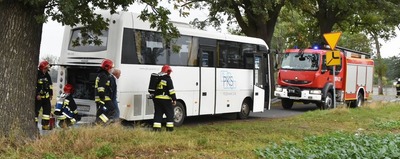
[35,70,53,130]
[95,69,115,124]
[54,93,79,128]
[153,72,177,132]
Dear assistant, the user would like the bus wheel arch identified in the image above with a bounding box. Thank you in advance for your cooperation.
[174,100,186,127]
[237,98,252,119]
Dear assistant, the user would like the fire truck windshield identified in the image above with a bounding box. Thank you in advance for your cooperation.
[280,52,320,70]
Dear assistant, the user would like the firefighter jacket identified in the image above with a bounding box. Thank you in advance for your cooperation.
[54,93,78,120]
[95,69,113,103]
[154,73,176,101]
[36,70,53,99]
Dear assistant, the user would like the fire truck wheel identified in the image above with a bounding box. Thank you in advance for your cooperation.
[321,92,334,109]
[237,99,251,119]
[281,99,293,109]
[174,101,186,127]
[350,92,364,108]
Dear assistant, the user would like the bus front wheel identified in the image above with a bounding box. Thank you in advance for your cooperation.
[174,101,186,127]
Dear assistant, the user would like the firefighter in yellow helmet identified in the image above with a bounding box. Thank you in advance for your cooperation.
[95,59,116,124]
[153,65,177,132]
[35,60,53,130]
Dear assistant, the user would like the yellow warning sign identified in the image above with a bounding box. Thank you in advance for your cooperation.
[326,50,341,66]
[323,32,342,50]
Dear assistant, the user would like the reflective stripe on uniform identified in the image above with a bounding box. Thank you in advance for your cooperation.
[99,114,109,123]
[57,115,67,120]
[166,122,174,128]
[155,95,171,100]
[153,122,162,128]
[169,89,176,95]
[35,117,38,122]
[95,96,112,101]
[64,99,70,105]
[97,87,105,92]
[42,114,50,120]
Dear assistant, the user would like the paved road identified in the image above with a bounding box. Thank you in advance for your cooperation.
[39,86,399,133]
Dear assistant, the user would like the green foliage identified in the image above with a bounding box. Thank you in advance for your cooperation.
[43,153,57,159]
[385,56,400,81]
[373,120,400,130]
[256,132,400,158]
[95,143,114,158]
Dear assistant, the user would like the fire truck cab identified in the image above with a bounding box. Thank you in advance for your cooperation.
[274,46,374,109]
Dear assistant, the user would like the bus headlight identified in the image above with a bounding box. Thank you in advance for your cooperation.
[309,90,321,95]
[275,86,283,92]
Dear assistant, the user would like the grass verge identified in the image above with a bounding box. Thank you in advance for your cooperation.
[2,101,400,158]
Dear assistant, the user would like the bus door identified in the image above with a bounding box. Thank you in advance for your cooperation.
[199,46,216,115]
[253,54,265,112]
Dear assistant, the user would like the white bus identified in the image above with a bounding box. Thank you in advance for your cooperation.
[57,11,272,126]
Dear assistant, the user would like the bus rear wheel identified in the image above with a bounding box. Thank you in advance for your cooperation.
[237,99,251,119]
[174,101,186,127]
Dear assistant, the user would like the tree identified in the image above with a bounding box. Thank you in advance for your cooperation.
[352,0,400,94]
[187,0,286,95]
[0,0,180,138]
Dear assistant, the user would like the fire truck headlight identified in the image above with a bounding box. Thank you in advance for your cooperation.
[276,87,283,92]
[309,90,321,95]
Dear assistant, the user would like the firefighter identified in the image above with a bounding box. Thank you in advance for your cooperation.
[396,78,400,98]
[153,65,177,132]
[35,60,53,130]
[95,59,116,124]
[54,84,80,128]
[111,68,121,119]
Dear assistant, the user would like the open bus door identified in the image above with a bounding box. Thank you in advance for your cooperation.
[253,53,265,112]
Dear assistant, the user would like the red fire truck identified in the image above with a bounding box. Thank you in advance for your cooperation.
[274,46,374,109]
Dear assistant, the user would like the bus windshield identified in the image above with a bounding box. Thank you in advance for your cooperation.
[68,29,108,52]
[280,52,319,70]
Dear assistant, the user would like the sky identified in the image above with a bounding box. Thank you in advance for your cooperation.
[39,4,400,59]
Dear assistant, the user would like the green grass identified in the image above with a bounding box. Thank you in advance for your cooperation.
[2,102,400,158]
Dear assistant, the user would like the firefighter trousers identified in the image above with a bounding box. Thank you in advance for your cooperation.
[35,98,51,126]
[95,101,115,124]
[153,99,174,131]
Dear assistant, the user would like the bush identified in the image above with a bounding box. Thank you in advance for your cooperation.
[255,132,400,158]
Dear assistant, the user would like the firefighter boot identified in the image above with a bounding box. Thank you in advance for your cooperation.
[153,127,161,132]
[42,125,51,130]
[166,127,174,132]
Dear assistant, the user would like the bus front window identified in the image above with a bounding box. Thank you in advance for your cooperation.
[280,52,319,71]
[68,28,108,52]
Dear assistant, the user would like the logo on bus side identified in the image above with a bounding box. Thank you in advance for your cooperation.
[221,71,236,89]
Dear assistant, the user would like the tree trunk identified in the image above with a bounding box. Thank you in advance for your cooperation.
[0,2,44,138]
[373,35,384,95]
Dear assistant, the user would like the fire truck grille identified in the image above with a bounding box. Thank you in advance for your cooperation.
[284,80,311,84]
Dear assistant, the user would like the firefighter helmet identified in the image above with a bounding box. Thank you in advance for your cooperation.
[64,84,74,94]
[161,65,172,74]
[38,60,50,71]
[100,59,114,71]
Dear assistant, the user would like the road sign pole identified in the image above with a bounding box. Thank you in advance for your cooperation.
[333,66,336,108]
